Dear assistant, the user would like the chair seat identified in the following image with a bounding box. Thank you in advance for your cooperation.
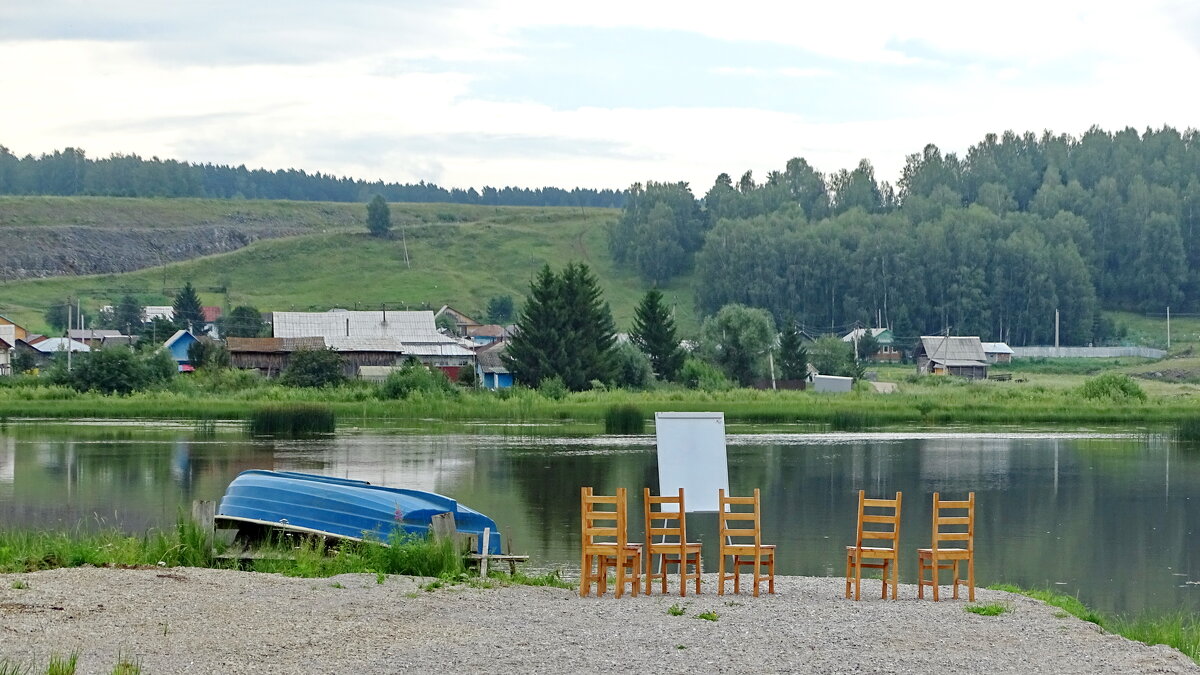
[846,546,896,557]
[724,544,777,552]
[648,541,702,552]
[917,547,970,558]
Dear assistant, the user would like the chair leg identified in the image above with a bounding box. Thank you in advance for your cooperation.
[952,560,960,600]
[968,555,975,602]
[892,556,899,600]
[931,556,939,602]
[854,555,862,601]
[581,553,591,597]
[880,559,888,599]
[733,557,741,595]
[718,551,726,596]
[844,552,852,599]
[767,555,775,594]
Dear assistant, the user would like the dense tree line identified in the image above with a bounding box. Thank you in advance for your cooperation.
[612,126,1200,345]
[0,145,626,208]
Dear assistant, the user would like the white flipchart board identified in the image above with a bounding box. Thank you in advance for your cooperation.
[654,412,728,512]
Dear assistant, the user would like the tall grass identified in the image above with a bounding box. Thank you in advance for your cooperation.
[250,530,464,579]
[603,404,645,434]
[247,403,336,437]
[993,584,1200,664]
[1176,416,1200,444]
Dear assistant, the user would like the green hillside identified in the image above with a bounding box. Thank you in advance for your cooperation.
[0,197,700,335]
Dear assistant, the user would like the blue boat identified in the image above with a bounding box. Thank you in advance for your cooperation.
[216,470,503,555]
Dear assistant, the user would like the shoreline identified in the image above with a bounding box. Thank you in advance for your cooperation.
[2,567,1197,674]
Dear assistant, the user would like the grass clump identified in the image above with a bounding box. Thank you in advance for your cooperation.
[695,610,719,622]
[603,404,644,434]
[829,410,875,432]
[10,579,28,589]
[1175,416,1200,444]
[380,364,458,400]
[667,603,686,616]
[247,403,335,437]
[1078,373,1147,402]
[965,602,1009,616]
[44,654,77,675]
[497,569,574,589]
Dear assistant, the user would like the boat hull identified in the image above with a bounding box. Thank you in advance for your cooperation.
[216,470,503,555]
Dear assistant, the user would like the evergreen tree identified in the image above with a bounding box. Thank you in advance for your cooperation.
[172,282,203,330]
[778,319,808,379]
[486,295,514,323]
[111,295,145,333]
[367,194,391,237]
[630,289,684,381]
[220,305,264,338]
[504,262,617,390]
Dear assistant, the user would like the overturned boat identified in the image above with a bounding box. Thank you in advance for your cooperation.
[216,470,503,555]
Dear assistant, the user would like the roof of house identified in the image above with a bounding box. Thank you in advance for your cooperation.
[325,336,407,353]
[919,336,987,365]
[144,306,175,320]
[0,338,10,350]
[68,329,123,340]
[467,324,510,338]
[272,310,455,344]
[164,330,199,348]
[226,337,326,353]
[841,327,894,344]
[399,343,476,358]
[981,342,1014,355]
[100,335,138,348]
[202,306,223,323]
[28,337,91,353]
[476,343,510,373]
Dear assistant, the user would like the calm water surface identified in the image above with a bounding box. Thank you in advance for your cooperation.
[0,422,1194,616]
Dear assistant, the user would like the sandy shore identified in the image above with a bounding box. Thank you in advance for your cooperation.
[1,567,1196,674]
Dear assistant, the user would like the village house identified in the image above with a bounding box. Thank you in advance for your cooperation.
[841,327,900,362]
[0,316,29,343]
[982,342,1015,364]
[915,336,989,379]
[17,337,90,370]
[465,324,513,346]
[68,329,125,348]
[434,305,482,335]
[163,330,201,372]
[475,341,512,389]
[271,310,474,378]
[0,338,12,375]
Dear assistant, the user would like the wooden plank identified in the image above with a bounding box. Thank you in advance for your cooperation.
[480,527,490,577]
[430,512,457,542]
[191,500,215,553]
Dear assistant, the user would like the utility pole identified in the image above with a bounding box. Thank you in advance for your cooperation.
[1054,309,1060,351]
[66,298,73,372]
[1167,306,1171,351]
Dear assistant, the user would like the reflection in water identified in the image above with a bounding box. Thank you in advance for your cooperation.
[0,424,1196,617]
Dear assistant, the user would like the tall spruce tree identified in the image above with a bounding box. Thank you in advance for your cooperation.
[172,281,203,331]
[504,262,617,390]
[630,289,684,381]
[777,319,808,380]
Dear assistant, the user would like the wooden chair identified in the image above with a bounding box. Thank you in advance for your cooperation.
[717,488,775,597]
[844,490,902,601]
[579,487,641,598]
[917,492,976,601]
[643,487,702,596]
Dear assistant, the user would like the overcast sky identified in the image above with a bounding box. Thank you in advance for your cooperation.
[3,1,1199,191]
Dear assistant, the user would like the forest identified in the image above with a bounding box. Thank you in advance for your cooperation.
[0,145,625,208]
[610,126,1200,346]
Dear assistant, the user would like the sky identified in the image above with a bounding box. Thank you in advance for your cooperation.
[3,1,1200,191]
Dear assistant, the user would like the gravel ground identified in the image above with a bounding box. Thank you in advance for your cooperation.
[1,567,1197,674]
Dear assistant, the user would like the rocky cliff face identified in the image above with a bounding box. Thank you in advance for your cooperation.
[0,226,302,279]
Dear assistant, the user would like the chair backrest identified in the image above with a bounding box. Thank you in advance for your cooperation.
[854,490,902,550]
[581,486,628,547]
[930,492,974,552]
[718,488,762,546]
[645,487,688,545]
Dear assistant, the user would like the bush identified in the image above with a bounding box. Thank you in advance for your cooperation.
[538,375,568,400]
[679,358,732,391]
[53,348,175,394]
[1078,373,1147,402]
[381,364,457,399]
[281,349,345,388]
[611,341,653,389]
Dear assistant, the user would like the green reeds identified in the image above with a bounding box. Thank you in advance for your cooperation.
[603,404,645,434]
[828,410,875,432]
[247,403,336,437]
[1175,416,1200,444]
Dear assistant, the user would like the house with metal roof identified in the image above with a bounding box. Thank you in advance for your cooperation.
[18,337,91,369]
[841,327,900,362]
[227,337,326,376]
[475,341,512,389]
[163,330,201,372]
[981,342,1015,364]
[915,336,989,379]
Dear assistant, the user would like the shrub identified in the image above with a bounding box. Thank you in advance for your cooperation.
[281,348,345,388]
[679,358,732,391]
[1078,373,1147,402]
[53,347,175,394]
[381,364,457,399]
[611,341,654,389]
[538,375,568,400]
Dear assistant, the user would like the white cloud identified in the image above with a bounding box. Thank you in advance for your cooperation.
[2,2,1200,190]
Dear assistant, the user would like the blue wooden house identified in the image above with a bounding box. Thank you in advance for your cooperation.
[164,330,200,372]
[475,342,513,389]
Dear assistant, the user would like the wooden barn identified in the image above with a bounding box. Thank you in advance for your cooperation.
[227,337,326,377]
[915,336,989,379]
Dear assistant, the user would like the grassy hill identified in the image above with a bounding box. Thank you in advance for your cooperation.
[0,197,700,335]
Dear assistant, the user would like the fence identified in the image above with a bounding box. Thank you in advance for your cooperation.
[1010,346,1166,359]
